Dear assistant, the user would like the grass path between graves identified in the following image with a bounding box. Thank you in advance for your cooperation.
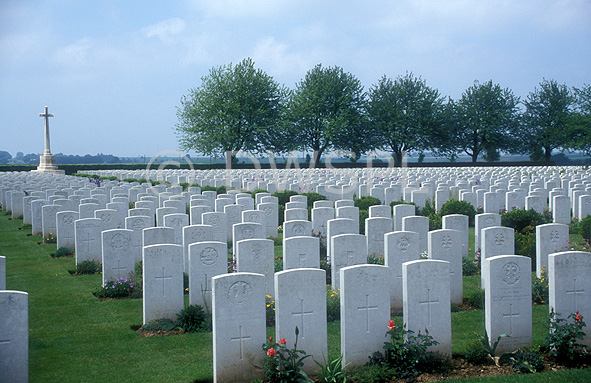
[2,212,591,382]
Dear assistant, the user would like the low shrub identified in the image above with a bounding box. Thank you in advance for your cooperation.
[301,192,327,208]
[76,260,101,275]
[439,199,476,226]
[94,276,140,299]
[501,208,550,233]
[354,196,382,211]
[272,190,299,206]
[506,348,544,373]
[532,267,549,304]
[467,288,485,310]
[266,295,275,327]
[542,309,588,362]
[465,341,490,365]
[177,304,211,332]
[462,257,479,276]
[367,254,384,265]
[326,287,340,322]
[580,215,591,240]
[53,247,74,258]
[142,318,178,332]
[359,209,369,234]
[390,200,418,214]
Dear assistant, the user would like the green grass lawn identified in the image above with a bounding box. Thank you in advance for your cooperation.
[2,212,591,382]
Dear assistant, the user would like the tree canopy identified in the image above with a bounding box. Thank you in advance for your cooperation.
[175,58,589,164]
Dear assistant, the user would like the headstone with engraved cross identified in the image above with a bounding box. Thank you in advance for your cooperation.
[549,251,591,346]
[481,226,515,286]
[275,268,327,374]
[484,255,532,354]
[403,259,452,356]
[384,231,420,309]
[365,217,392,258]
[283,236,320,270]
[142,244,183,324]
[102,229,134,285]
[0,291,28,383]
[536,223,569,278]
[182,224,214,272]
[340,264,390,366]
[74,218,102,264]
[428,229,463,305]
[56,210,79,251]
[331,234,367,291]
[188,241,228,310]
[212,272,265,382]
[236,238,275,298]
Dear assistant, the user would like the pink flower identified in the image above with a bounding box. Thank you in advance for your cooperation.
[269,336,273,342]
[267,348,276,357]
[279,338,287,345]
[388,320,396,330]
[576,314,582,322]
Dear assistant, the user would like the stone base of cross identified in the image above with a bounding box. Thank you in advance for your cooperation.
[32,154,65,174]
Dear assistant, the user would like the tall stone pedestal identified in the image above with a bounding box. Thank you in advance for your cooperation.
[32,154,65,174]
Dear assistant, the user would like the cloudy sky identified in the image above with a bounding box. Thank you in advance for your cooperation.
[1,0,590,158]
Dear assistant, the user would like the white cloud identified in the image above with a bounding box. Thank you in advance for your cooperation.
[142,18,186,42]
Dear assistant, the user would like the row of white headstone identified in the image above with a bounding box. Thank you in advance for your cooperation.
[1,165,591,382]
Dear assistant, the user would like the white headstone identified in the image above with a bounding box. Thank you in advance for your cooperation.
[403,259,452,356]
[102,229,134,284]
[331,234,367,290]
[142,244,184,324]
[56,211,78,251]
[0,290,28,383]
[536,223,569,278]
[74,218,102,264]
[236,238,275,297]
[188,241,228,311]
[484,255,532,354]
[428,229,463,305]
[340,264,390,366]
[283,236,320,270]
[385,231,421,309]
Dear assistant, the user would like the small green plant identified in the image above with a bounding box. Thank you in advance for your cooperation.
[326,287,340,322]
[580,215,591,240]
[367,254,384,265]
[301,192,327,208]
[507,348,544,373]
[475,330,510,365]
[467,288,485,310]
[542,309,588,362]
[94,276,139,299]
[464,340,490,365]
[53,247,74,258]
[266,294,276,327]
[462,257,479,276]
[76,260,101,275]
[261,327,312,383]
[176,304,211,332]
[44,232,57,244]
[315,354,350,383]
[381,320,443,379]
[141,318,178,332]
[532,266,549,304]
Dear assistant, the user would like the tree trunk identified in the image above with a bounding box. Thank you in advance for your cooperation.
[545,148,552,162]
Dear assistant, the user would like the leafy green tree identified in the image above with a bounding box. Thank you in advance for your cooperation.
[523,79,575,162]
[175,58,288,164]
[568,84,591,155]
[0,151,12,164]
[367,73,443,165]
[288,64,366,166]
[452,80,520,162]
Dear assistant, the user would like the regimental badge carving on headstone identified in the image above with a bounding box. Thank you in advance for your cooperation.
[192,228,206,241]
[484,217,495,225]
[242,226,254,239]
[263,206,272,216]
[208,215,220,226]
[549,230,560,243]
[293,223,305,236]
[63,214,74,225]
[171,218,183,227]
[441,235,453,249]
[251,245,262,260]
[110,233,129,249]
[397,237,410,252]
[103,213,112,223]
[200,247,218,266]
[495,233,505,246]
[502,262,520,285]
[228,281,253,306]
[132,219,145,231]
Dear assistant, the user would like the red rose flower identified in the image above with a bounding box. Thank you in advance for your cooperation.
[388,320,396,330]
[576,314,582,322]
[267,348,276,357]
[279,338,287,344]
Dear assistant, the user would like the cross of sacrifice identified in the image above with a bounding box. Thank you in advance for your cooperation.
[419,288,439,326]
[230,325,251,360]
[292,299,314,339]
[39,106,54,155]
[155,266,173,297]
[357,293,379,333]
